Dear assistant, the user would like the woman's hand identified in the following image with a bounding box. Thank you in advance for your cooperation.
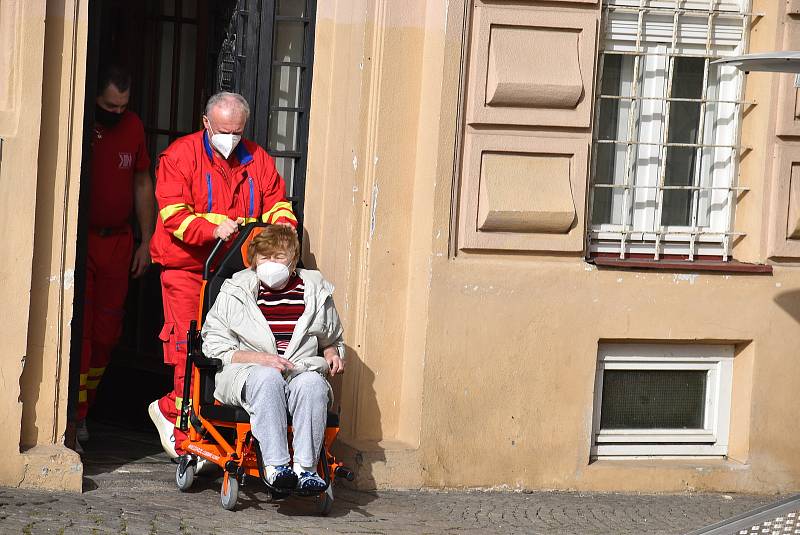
[232,350,294,372]
[323,346,345,376]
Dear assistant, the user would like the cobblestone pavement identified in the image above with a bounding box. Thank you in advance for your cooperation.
[0,425,779,534]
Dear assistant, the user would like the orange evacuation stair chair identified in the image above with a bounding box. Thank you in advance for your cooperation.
[173,222,354,514]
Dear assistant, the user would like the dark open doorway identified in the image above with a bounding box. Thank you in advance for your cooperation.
[69,0,317,460]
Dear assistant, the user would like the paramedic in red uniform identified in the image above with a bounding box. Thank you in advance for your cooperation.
[73,66,156,449]
[148,91,297,459]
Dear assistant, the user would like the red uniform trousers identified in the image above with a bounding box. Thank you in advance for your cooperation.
[156,268,203,452]
[77,228,133,421]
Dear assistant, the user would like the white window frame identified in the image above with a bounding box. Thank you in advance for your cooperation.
[589,1,754,261]
[592,343,734,458]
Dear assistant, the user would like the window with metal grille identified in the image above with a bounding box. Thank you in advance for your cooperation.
[216,0,316,227]
[592,343,734,458]
[589,0,754,261]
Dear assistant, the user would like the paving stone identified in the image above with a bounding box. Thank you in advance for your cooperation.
[0,423,781,534]
[0,476,778,535]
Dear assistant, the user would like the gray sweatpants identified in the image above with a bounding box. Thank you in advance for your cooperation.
[244,367,329,468]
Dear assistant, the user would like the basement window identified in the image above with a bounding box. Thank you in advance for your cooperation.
[592,343,733,458]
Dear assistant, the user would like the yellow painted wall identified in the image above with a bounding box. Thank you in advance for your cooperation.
[5,0,800,493]
[306,0,800,492]
[0,0,85,491]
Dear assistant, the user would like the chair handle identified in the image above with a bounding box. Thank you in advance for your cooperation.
[203,238,227,280]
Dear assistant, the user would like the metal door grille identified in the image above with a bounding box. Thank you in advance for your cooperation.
[215,0,317,228]
[589,0,756,261]
[141,0,210,158]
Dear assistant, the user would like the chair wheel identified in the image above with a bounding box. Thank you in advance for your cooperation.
[221,472,239,510]
[316,485,334,515]
[175,462,195,492]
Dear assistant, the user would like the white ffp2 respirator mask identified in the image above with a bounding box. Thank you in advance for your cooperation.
[207,121,242,159]
[210,132,241,159]
[256,261,291,290]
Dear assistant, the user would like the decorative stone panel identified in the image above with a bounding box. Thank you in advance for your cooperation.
[0,0,20,125]
[498,0,598,3]
[458,133,588,252]
[775,74,800,137]
[466,5,597,128]
[485,27,583,109]
[787,162,800,239]
[767,143,800,258]
[775,19,800,137]
[477,152,575,233]
[766,5,800,258]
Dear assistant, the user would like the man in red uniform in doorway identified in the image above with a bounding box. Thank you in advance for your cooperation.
[72,66,156,450]
[148,91,297,459]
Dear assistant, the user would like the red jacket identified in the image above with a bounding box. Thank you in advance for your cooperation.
[151,130,297,271]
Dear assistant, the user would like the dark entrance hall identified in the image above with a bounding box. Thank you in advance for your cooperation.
[71,0,317,459]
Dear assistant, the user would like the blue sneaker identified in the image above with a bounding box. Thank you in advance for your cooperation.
[297,471,326,492]
[265,465,298,490]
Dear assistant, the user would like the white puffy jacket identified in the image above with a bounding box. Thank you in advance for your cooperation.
[201,267,345,407]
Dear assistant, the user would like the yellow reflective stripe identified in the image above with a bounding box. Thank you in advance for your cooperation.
[195,212,229,225]
[261,201,294,222]
[78,391,87,402]
[79,374,88,385]
[88,367,106,377]
[175,397,192,411]
[160,203,192,222]
[272,201,293,211]
[194,213,258,225]
[269,209,297,224]
[86,379,101,389]
[174,214,198,241]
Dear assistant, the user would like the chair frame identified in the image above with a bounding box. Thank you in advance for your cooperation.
[173,223,353,513]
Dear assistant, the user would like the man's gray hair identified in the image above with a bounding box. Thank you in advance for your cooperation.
[205,91,250,120]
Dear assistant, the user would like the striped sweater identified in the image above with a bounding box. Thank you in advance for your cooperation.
[257,275,305,356]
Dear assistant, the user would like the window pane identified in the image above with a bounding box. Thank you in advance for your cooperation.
[176,24,198,133]
[273,21,305,63]
[268,111,300,152]
[156,134,171,157]
[274,157,296,196]
[271,66,302,108]
[277,0,307,17]
[662,57,705,227]
[157,22,175,131]
[181,0,197,19]
[162,0,175,16]
[600,370,707,430]
[593,54,634,225]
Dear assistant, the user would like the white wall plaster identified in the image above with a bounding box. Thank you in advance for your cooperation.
[369,183,379,241]
[674,273,698,285]
[46,269,74,289]
[63,269,74,290]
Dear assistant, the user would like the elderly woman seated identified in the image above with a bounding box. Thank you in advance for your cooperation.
[201,225,345,492]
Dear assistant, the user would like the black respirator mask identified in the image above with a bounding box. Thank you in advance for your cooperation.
[95,105,124,128]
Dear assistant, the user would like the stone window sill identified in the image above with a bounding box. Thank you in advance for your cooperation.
[589,255,773,274]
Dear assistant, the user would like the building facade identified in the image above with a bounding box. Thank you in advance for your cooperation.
[3,0,800,493]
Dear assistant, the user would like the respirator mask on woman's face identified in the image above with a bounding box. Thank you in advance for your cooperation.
[256,261,291,290]
[206,121,242,159]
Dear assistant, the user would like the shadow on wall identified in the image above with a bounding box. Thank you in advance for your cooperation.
[331,343,386,490]
[301,228,385,488]
[774,289,800,324]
